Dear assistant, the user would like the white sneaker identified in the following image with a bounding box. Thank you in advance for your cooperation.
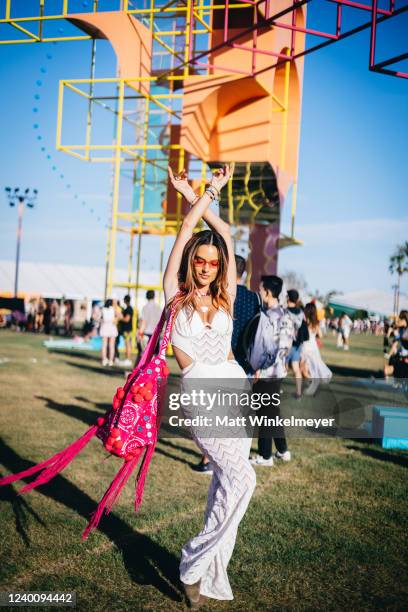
[102,358,109,367]
[249,454,274,466]
[108,360,114,367]
[275,450,291,462]
[122,359,132,366]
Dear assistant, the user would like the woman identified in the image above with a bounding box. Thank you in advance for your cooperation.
[64,300,73,337]
[165,165,256,608]
[301,302,332,396]
[385,310,408,380]
[35,297,46,332]
[100,298,118,367]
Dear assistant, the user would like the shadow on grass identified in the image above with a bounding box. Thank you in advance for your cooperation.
[74,396,113,412]
[0,470,46,547]
[154,441,201,468]
[158,438,201,459]
[327,364,382,378]
[345,444,408,468]
[48,350,100,362]
[0,438,182,601]
[36,396,105,427]
[65,361,126,378]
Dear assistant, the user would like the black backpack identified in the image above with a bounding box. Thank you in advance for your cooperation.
[239,293,262,374]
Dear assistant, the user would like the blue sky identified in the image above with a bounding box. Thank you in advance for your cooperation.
[0,4,407,297]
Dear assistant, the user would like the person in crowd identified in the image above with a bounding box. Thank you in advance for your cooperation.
[333,317,339,335]
[120,294,134,367]
[136,290,162,363]
[58,299,66,334]
[384,310,408,381]
[100,299,118,367]
[43,300,51,335]
[35,297,46,332]
[50,299,59,335]
[82,318,94,341]
[10,309,27,331]
[337,312,352,350]
[286,289,309,399]
[250,275,295,466]
[384,319,396,377]
[166,164,256,607]
[91,302,102,336]
[113,298,123,362]
[26,298,36,332]
[64,300,73,337]
[231,255,261,371]
[301,302,332,396]
[82,302,102,342]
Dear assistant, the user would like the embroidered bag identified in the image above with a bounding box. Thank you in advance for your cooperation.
[0,298,178,540]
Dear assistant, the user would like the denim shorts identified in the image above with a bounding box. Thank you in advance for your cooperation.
[287,345,302,363]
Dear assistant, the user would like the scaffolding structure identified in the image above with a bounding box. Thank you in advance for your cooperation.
[1,0,406,344]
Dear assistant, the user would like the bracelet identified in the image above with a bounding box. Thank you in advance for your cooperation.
[205,186,218,200]
[188,194,200,208]
[209,183,220,197]
[205,188,216,200]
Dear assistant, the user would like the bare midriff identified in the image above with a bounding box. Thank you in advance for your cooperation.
[172,345,235,370]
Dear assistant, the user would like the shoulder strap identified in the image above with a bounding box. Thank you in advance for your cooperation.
[158,297,180,358]
[136,309,166,371]
[242,311,262,354]
[136,292,180,368]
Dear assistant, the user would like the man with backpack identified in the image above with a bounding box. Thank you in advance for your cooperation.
[231,255,261,372]
[248,275,295,466]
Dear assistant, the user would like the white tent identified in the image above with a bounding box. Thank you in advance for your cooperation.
[0,260,164,309]
[330,289,408,317]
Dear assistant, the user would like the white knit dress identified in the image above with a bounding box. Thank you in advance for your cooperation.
[171,306,256,600]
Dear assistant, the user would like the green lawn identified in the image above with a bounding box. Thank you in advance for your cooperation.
[0,331,407,611]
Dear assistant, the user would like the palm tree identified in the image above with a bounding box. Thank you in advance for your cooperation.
[389,242,408,317]
[314,290,342,307]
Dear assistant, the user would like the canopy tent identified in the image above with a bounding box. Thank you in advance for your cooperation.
[329,289,408,318]
[0,260,163,310]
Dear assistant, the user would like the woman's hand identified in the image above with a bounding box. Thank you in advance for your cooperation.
[168,167,196,202]
[210,163,233,194]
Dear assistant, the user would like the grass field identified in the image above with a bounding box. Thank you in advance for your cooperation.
[0,331,407,611]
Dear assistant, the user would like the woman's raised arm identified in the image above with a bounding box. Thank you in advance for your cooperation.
[163,165,231,303]
[185,167,236,300]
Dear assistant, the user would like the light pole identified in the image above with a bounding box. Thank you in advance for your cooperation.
[5,187,38,297]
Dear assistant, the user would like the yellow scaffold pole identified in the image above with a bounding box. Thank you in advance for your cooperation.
[106,79,125,297]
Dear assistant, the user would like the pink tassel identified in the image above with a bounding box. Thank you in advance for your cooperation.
[105,447,144,514]
[135,442,156,511]
[82,451,142,541]
[0,454,62,487]
[0,425,98,492]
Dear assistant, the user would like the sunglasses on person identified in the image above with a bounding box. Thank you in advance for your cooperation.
[193,255,219,268]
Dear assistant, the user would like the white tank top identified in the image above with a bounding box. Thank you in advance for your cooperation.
[171,306,233,364]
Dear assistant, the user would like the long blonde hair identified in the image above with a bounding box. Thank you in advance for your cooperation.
[168,230,232,321]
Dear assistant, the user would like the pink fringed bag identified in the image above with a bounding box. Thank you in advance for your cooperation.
[0,297,178,540]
